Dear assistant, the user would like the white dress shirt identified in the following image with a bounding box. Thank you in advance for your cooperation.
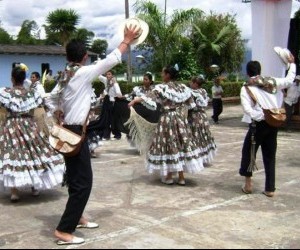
[212,85,223,99]
[99,75,122,102]
[241,63,296,124]
[284,82,300,106]
[48,49,122,125]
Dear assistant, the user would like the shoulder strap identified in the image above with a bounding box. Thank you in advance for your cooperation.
[245,86,258,105]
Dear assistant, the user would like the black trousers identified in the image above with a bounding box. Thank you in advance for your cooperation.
[56,125,93,233]
[239,121,278,192]
[102,100,121,139]
[212,98,223,122]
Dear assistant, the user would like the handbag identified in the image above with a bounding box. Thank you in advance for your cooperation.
[245,86,286,128]
[49,117,88,157]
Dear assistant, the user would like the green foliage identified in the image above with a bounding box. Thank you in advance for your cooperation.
[90,39,108,57]
[43,77,242,99]
[0,27,13,44]
[45,9,80,46]
[43,80,56,93]
[16,20,40,45]
[134,0,203,72]
[191,12,245,76]
[73,28,95,49]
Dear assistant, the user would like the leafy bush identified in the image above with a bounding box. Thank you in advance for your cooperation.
[43,78,243,98]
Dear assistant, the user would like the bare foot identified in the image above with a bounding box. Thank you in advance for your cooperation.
[262,191,275,197]
[54,230,74,242]
[243,177,253,193]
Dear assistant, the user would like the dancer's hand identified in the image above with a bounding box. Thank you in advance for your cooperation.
[128,100,135,107]
[54,110,64,125]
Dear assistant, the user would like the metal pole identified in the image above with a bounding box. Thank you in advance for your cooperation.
[125,0,132,84]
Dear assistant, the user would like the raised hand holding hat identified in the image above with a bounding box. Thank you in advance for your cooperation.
[119,17,149,46]
[274,47,294,69]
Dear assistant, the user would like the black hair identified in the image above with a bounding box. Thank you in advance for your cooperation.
[106,70,114,75]
[31,72,40,79]
[144,72,153,83]
[12,67,26,85]
[191,76,205,87]
[163,65,179,81]
[66,39,87,63]
[246,61,261,77]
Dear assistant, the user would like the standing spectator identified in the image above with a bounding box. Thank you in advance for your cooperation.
[211,77,224,124]
[30,72,46,98]
[239,55,295,198]
[47,27,139,245]
[99,71,123,140]
[284,75,300,131]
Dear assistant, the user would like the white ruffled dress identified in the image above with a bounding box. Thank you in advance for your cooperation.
[0,87,65,191]
[141,82,205,177]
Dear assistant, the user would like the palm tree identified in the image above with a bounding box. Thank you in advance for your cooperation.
[134,0,203,71]
[45,9,80,47]
[193,24,232,57]
[191,13,245,76]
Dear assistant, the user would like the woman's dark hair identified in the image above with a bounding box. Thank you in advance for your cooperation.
[246,61,261,77]
[191,76,205,87]
[106,70,114,75]
[12,67,26,85]
[66,39,87,63]
[31,72,40,80]
[163,65,179,81]
[144,72,154,84]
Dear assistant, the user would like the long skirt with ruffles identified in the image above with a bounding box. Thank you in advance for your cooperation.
[147,107,204,177]
[188,108,217,164]
[0,116,65,191]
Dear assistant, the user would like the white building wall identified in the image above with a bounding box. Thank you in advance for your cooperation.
[0,54,94,87]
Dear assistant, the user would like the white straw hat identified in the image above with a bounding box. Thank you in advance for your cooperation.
[274,46,291,69]
[119,17,149,46]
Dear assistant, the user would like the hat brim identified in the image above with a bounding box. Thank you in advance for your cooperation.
[274,46,290,69]
[119,17,149,46]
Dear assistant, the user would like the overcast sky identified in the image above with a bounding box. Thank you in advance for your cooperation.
[0,0,299,49]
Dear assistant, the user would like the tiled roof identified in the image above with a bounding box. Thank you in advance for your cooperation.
[0,44,98,56]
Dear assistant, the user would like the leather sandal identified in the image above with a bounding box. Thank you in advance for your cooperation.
[57,236,85,245]
[76,222,99,229]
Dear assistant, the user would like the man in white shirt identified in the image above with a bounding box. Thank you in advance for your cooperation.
[284,75,300,130]
[211,77,224,124]
[99,71,123,140]
[49,26,140,245]
[239,54,295,198]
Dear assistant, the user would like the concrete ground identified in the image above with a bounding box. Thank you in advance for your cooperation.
[0,104,299,249]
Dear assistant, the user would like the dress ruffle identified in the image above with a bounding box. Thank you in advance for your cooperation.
[0,87,43,113]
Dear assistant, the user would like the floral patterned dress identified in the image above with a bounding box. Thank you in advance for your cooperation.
[188,88,217,164]
[141,82,204,177]
[0,87,65,191]
[125,85,155,101]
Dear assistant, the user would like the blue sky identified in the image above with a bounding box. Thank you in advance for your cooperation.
[0,0,299,49]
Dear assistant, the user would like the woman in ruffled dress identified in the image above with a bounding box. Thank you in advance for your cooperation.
[0,65,65,202]
[188,77,217,165]
[128,66,204,185]
[125,72,154,101]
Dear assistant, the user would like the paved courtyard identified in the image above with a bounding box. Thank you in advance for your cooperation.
[0,104,299,249]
